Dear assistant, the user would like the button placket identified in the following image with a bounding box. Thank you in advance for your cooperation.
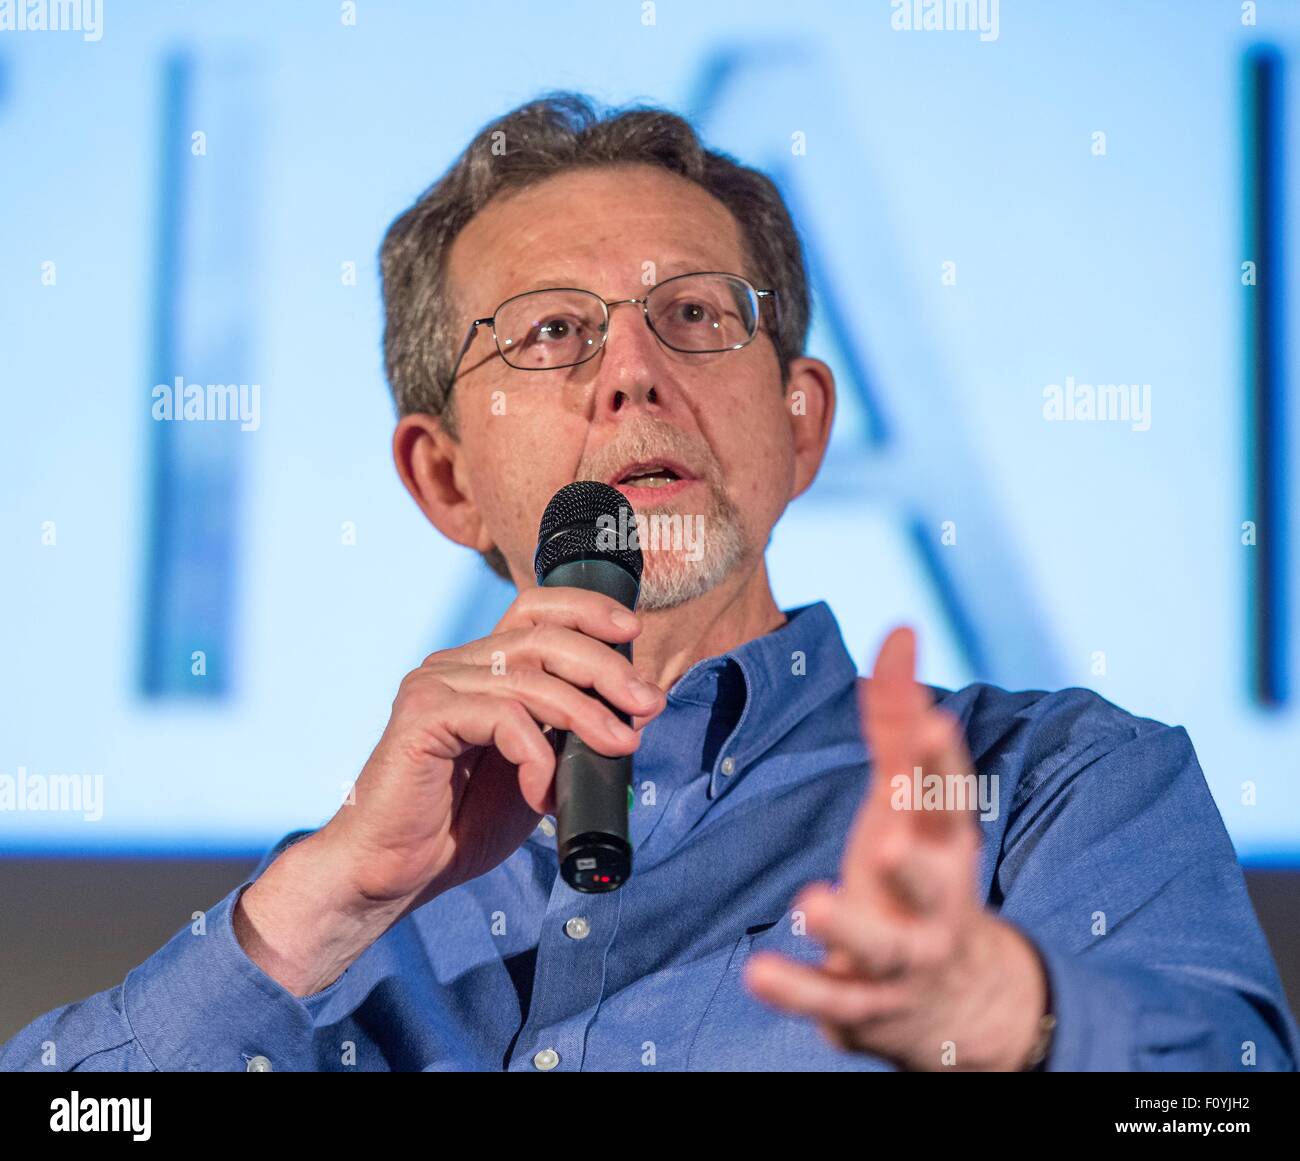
[508,874,623,1072]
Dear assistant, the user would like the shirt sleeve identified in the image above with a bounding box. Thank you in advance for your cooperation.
[990,705,1299,1072]
[0,828,346,1072]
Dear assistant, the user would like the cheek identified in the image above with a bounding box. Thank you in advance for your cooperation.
[712,405,796,524]
[462,410,583,560]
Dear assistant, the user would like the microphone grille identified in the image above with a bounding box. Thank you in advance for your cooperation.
[535,480,643,584]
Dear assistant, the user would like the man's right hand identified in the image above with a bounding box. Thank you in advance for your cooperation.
[233,587,666,996]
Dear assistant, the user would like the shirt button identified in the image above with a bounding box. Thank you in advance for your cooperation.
[246,1055,273,1072]
[533,1048,560,1071]
[564,916,591,940]
[537,817,556,837]
[720,756,736,776]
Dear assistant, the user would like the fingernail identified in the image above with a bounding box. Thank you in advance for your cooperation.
[627,676,659,704]
[610,609,638,632]
[609,718,638,742]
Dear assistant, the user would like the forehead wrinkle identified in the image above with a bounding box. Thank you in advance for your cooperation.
[506,256,739,298]
[449,170,747,314]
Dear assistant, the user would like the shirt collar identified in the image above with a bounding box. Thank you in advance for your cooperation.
[665,601,861,799]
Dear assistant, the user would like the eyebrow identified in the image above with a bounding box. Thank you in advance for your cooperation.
[504,259,729,299]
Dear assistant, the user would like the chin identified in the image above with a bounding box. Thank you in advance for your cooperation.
[635,522,748,611]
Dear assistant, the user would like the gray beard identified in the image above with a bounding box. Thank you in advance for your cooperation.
[572,416,749,610]
[633,489,748,611]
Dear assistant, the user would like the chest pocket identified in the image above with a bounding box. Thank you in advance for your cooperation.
[685,910,893,1073]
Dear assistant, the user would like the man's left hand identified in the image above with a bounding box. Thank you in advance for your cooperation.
[742,626,1049,1071]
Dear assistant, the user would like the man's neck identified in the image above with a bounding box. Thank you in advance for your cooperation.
[632,558,787,698]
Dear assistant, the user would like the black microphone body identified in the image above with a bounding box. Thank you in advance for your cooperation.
[534,483,643,893]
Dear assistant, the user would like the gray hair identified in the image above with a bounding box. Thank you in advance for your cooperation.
[379,90,812,579]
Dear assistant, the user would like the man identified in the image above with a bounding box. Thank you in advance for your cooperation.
[4,92,1296,1072]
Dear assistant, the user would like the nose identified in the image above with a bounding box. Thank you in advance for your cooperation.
[590,299,674,419]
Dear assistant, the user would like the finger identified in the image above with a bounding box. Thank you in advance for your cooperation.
[845,636,984,912]
[845,829,967,922]
[870,709,982,915]
[841,627,927,896]
[833,830,945,916]
[861,628,930,825]
[906,707,981,844]
[798,881,951,976]
[743,950,907,1026]
[431,694,557,812]
[459,624,665,721]
[454,719,560,820]
[882,846,948,915]
[432,664,643,759]
[863,626,929,783]
[491,585,643,645]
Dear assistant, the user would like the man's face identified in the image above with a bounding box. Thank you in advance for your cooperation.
[440,163,807,606]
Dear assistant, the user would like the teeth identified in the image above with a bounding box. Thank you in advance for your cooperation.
[623,469,678,487]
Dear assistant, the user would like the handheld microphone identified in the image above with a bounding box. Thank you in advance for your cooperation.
[534,481,643,893]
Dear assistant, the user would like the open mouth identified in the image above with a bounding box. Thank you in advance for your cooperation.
[609,460,692,490]
[616,465,681,486]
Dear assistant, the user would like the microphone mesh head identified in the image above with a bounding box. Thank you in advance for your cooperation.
[534,480,643,584]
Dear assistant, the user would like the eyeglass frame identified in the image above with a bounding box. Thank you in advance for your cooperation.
[443,270,782,392]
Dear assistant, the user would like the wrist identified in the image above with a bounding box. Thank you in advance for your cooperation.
[234,830,411,997]
[1021,1009,1057,1071]
[1000,923,1052,1071]
[958,918,1051,1071]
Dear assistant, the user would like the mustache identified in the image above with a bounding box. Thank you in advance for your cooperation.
[577,419,722,489]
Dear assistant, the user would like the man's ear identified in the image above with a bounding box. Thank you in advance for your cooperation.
[784,356,836,500]
[392,412,496,555]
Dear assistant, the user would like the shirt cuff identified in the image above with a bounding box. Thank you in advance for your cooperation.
[121,878,349,1071]
[1021,934,1138,1071]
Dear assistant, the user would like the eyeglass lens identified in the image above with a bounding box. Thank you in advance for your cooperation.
[493,273,760,370]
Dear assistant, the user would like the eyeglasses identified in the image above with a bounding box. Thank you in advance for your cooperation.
[445,270,780,390]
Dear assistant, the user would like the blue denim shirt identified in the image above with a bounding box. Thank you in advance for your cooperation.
[3,601,1296,1071]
